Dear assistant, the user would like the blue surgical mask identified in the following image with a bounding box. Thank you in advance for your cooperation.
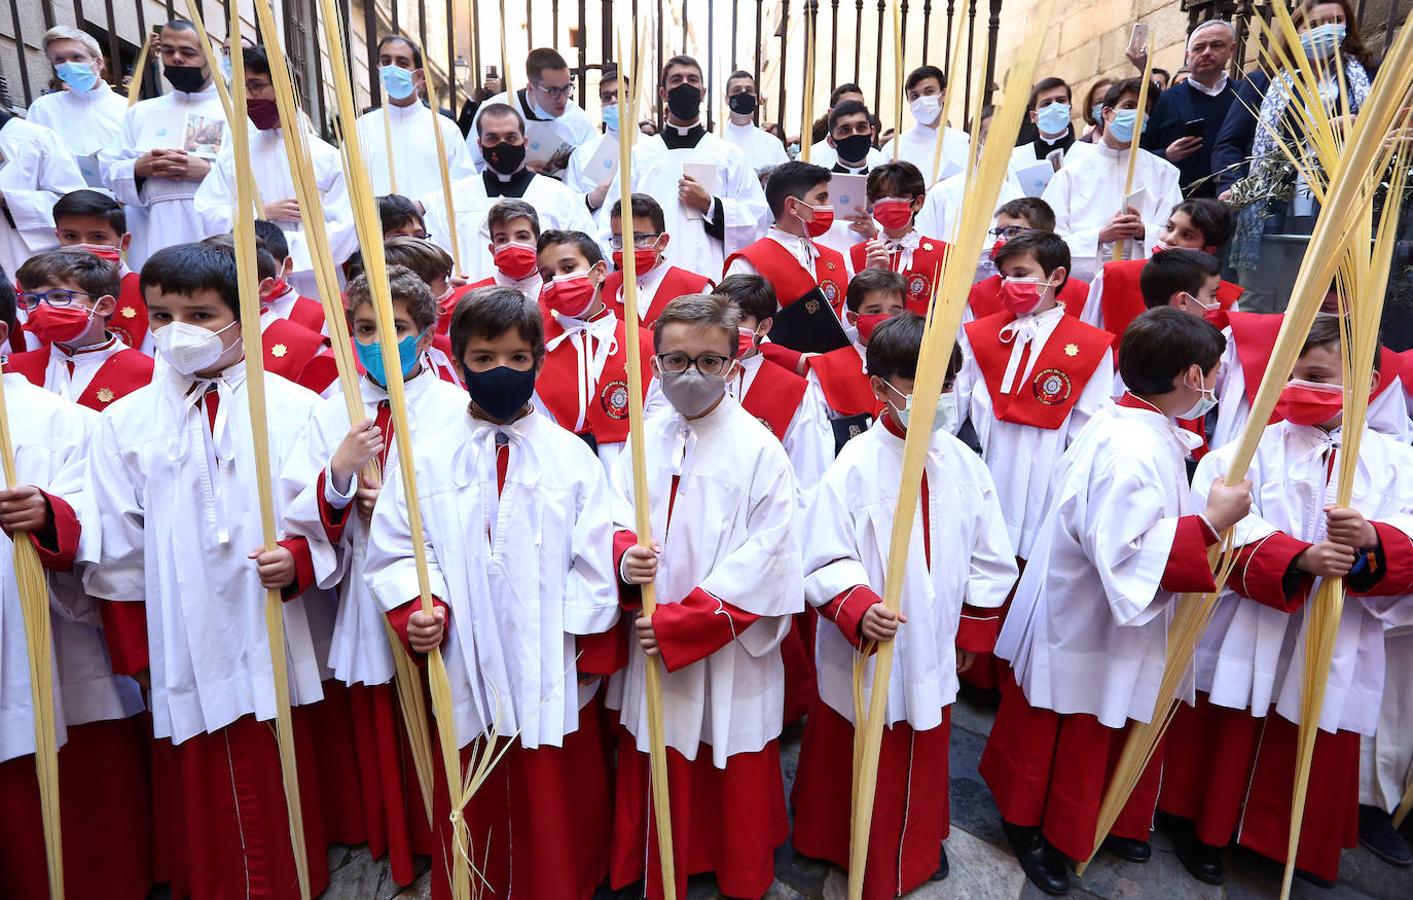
[602,103,620,134]
[380,65,417,101]
[356,330,425,387]
[1300,23,1347,60]
[1107,108,1141,143]
[56,61,98,93]
[1090,102,1104,125]
[218,51,232,82]
[1035,101,1072,136]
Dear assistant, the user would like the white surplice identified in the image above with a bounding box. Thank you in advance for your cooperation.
[25,82,128,183]
[995,401,1204,727]
[354,101,476,208]
[364,406,619,749]
[804,418,1017,729]
[1359,631,1413,812]
[879,122,972,186]
[605,396,803,767]
[0,117,86,276]
[1191,422,1413,736]
[723,120,790,176]
[82,363,330,744]
[730,351,834,491]
[1041,140,1183,283]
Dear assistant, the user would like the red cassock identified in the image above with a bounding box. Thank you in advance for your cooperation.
[603,264,714,327]
[725,238,849,311]
[847,236,950,316]
[1095,258,1242,337]
[114,271,152,351]
[537,310,653,447]
[4,342,154,410]
[284,295,327,335]
[968,273,1092,321]
[262,317,340,395]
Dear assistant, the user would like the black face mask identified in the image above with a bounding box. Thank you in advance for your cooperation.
[727,92,758,116]
[463,365,536,422]
[666,83,703,121]
[164,64,208,94]
[834,133,872,166]
[483,140,527,176]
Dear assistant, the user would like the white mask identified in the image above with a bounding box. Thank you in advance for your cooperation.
[153,320,238,375]
[910,94,943,125]
[1177,369,1218,420]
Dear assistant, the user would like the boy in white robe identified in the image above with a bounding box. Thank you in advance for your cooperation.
[0,111,86,278]
[1159,317,1413,887]
[879,65,972,186]
[979,308,1252,895]
[365,285,620,900]
[612,293,803,899]
[83,240,342,898]
[27,26,129,181]
[792,313,1017,898]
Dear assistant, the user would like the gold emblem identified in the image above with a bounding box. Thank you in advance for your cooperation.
[1064,343,1079,357]
[804,298,820,314]
[96,387,115,403]
[826,260,837,270]
[271,343,288,358]
[121,306,137,319]
[922,242,934,251]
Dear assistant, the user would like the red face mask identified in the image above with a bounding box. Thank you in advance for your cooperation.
[493,242,539,280]
[259,278,290,302]
[26,303,95,345]
[541,271,597,318]
[853,312,892,343]
[1276,379,1345,427]
[69,243,122,264]
[796,201,834,238]
[611,247,660,276]
[989,238,1007,261]
[999,276,1050,316]
[872,198,914,231]
[737,326,758,357]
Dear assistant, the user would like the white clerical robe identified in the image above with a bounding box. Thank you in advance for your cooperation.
[1191,423,1413,736]
[465,90,599,172]
[606,397,803,767]
[730,352,834,491]
[995,402,1203,727]
[916,163,1024,254]
[98,84,228,269]
[194,124,358,278]
[423,171,596,283]
[354,101,476,207]
[596,129,769,277]
[723,120,789,176]
[880,123,972,186]
[83,363,330,743]
[804,418,1017,729]
[1041,140,1183,283]
[0,375,142,763]
[279,370,470,687]
[26,82,128,184]
[365,407,619,749]
[0,117,86,276]
[1360,631,1413,812]
[565,130,619,196]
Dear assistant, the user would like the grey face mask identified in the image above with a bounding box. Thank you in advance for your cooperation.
[660,368,728,418]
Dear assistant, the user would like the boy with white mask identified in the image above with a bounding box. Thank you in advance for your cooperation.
[27,26,128,182]
[879,65,972,187]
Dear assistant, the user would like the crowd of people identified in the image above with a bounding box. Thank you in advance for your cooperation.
[0,4,1410,900]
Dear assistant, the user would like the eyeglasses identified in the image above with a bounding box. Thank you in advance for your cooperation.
[610,233,662,250]
[655,351,732,377]
[18,289,94,310]
[989,225,1029,239]
[533,81,575,100]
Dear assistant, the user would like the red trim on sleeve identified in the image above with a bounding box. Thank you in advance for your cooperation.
[29,491,81,572]
[385,597,451,661]
[277,536,317,601]
[576,627,629,676]
[957,602,1002,653]
[613,528,645,611]
[1350,521,1413,597]
[819,585,879,651]
[99,600,150,676]
[1158,515,1220,593]
[316,468,351,545]
[651,586,761,673]
[1231,532,1313,612]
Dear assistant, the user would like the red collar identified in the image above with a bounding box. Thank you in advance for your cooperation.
[882,410,906,438]
[1118,391,1163,413]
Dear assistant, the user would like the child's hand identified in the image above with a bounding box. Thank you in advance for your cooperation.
[249,545,297,589]
[1295,540,1357,579]
[860,603,907,643]
[956,649,977,675]
[0,485,50,536]
[635,613,659,657]
[1324,506,1377,549]
[864,238,891,271]
[408,607,446,653]
[622,541,662,585]
[1204,477,1253,533]
[356,484,382,523]
[331,419,384,493]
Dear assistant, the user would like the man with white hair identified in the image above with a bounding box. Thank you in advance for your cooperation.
[1139,19,1239,198]
[26,26,129,184]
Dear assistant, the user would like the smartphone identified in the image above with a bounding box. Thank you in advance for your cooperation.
[1127,23,1151,56]
[1183,117,1206,138]
[486,65,499,79]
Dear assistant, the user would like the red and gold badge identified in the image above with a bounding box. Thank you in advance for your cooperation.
[600,379,630,419]
[1032,368,1073,406]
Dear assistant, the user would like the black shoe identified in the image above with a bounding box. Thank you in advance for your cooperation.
[930,843,950,881]
[1173,831,1225,885]
[1295,868,1336,889]
[1002,821,1070,895]
[1359,804,1413,867]
[1102,835,1152,863]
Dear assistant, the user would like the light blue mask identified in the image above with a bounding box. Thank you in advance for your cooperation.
[1107,108,1141,143]
[380,65,417,101]
[56,61,98,93]
[1091,102,1104,125]
[357,330,425,386]
[1035,101,1072,135]
[218,51,232,82]
[1300,23,1347,60]
[603,103,620,133]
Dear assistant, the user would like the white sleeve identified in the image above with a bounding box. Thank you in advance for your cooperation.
[99,108,145,207]
[191,152,236,239]
[716,153,771,257]
[563,460,621,636]
[363,462,449,613]
[964,456,1022,609]
[781,379,835,502]
[80,414,146,601]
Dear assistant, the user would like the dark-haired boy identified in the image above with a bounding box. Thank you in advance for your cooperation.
[967,197,1092,320]
[460,198,545,302]
[980,308,1252,895]
[792,313,1016,899]
[252,219,330,335]
[604,194,713,327]
[364,284,619,900]
[1160,317,1413,887]
[850,161,949,314]
[535,229,653,468]
[1082,197,1243,336]
[378,193,429,238]
[881,64,972,185]
[52,188,152,352]
[8,249,154,409]
[85,239,340,899]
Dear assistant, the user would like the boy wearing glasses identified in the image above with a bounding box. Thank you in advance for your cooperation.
[534,229,653,469]
[967,197,1091,320]
[611,292,802,900]
[603,194,713,327]
[8,249,154,409]
[851,161,947,313]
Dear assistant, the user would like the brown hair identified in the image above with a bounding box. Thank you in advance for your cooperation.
[382,236,454,285]
[652,292,742,356]
[16,248,120,299]
[344,265,438,333]
[449,286,545,363]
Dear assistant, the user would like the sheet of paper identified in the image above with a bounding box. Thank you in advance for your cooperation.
[681,162,719,220]
[829,173,868,219]
[1124,188,1148,215]
[524,120,573,168]
[584,134,620,185]
[1013,160,1056,198]
[182,112,226,158]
